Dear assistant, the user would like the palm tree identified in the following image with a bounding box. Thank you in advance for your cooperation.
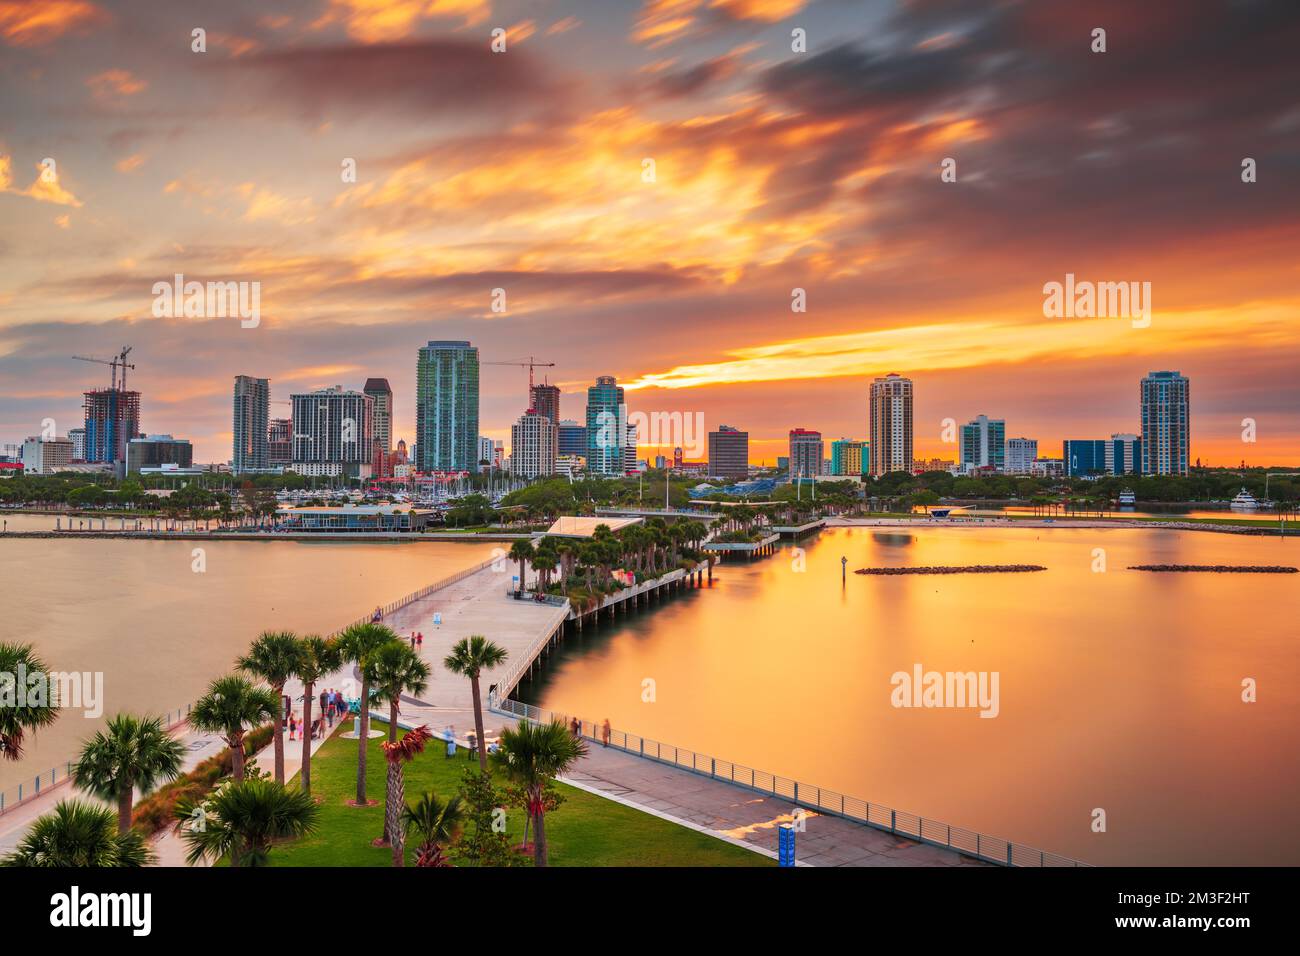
[236,630,302,784]
[443,636,509,772]
[189,675,279,783]
[1,800,154,867]
[402,791,465,867]
[293,634,342,797]
[337,622,401,805]
[368,642,430,844]
[508,539,534,591]
[0,642,58,761]
[175,778,319,867]
[72,713,186,833]
[381,725,433,867]
[491,718,587,867]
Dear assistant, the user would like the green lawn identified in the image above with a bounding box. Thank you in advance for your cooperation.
[267,721,770,867]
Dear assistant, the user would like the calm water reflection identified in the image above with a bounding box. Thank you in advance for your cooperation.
[0,536,496,793]
[520,526,1300,865]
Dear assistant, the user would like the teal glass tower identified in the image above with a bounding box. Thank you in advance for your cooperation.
[415,341,479,473]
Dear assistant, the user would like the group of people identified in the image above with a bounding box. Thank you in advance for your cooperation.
[408,631,424,649]
[566,716,614,747]
[286,688,350,742]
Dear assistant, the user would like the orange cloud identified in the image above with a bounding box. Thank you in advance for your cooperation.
[328,0,491,43]
[0,0,104,47]
[633,0,805,47]
[86,68,146,102]
[115,153,145,173]
[0,153,83,206]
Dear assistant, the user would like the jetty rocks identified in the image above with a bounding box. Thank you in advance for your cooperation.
[1127,564,1298,573]
[855,565,1047,575]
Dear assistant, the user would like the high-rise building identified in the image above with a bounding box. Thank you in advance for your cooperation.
[21,436,74,474]
[654,455,667,470]
[127,435,193,474]
[1140,371,1189,475]
[478,435,495,470]
[959,415,1006,472]
[415,341,479,473]
[1005,437,1038,474]
[510,410,557,478]
[788,428,823,479]
[557,420,587,458]
[83,388,140,464]
[68,427,85,461]
[830,439,866,476]
[708,425,749,479]
[1105,433,1142,475]
[364,378,393,476]
[623,422,638,474]
[530,383,560,424]
[232,375,269,473]
[290,385,374,478]
[869,374,913,476]
[585,375,626,475]
[1063,439,1107,477]
[673,447,684,469]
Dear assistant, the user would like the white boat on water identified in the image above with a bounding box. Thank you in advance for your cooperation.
[1118,489,1136,506]
[1230,488,1259,510]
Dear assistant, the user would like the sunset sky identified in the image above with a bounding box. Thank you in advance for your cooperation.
[1,0,1298,466]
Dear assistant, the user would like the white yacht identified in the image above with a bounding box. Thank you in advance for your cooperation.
[1117,489,1136,506]
[1230,488,1259,510]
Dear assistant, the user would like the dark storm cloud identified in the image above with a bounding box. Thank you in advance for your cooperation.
[225,38,569,119]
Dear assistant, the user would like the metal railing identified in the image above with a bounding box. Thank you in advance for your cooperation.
[328,556,498,636]
[0,701,194,818]
[488,694,1089,868]
[490,605,572,701]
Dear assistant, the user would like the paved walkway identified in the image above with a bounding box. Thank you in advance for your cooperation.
[563,744,987,867]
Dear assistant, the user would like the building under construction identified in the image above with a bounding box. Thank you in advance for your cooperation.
[83,388,141,464]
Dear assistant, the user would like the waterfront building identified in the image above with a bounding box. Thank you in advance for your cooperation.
[364,378,393,476]
[232,375,269,473]
[1063,439,1107,477]
[83,387,140,464]
[1031,458,1065,477]
[914,457,953,473]
[556,454,584,478]
[869,373,913,476]
[830,438,866,477]
[280,505,431,533]
[708,425,749,479]
[21,436,74,474]
[788,428,823,479]
[959,415,1006,473]
[127,434,193,475]
[68,427,85,461]
[510,409,558,478]
[1005,437,1038,475]
[290,385,374,479]
[1106,433,1142,475]
[777,455,789,471]
[530,383,560,424]
[268,418,292,467]
[1140,371,1190,476]
[478,435,495,470]
[415,340,479,472]
[585,375,626,475]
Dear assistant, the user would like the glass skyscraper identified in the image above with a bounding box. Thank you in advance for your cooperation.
[1140,371,1190,476]
[585,375,626,475]
[959,415,1005,472]
[415,341,480,473]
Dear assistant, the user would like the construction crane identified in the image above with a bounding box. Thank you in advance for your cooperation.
[482,356,556,405]
[72,346,135,390]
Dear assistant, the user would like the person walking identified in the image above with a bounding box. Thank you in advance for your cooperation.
[288,713,298,741]
[601,718,611,747]
[444,725,456,759]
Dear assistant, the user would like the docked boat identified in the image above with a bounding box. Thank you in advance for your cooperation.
[1118,489,1136,506]
[1230,488,1259,510]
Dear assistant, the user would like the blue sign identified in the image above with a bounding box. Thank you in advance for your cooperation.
[778,823,795,867]
[433,612,442,627]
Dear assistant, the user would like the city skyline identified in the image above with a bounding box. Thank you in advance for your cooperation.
[2,1,1298,466]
